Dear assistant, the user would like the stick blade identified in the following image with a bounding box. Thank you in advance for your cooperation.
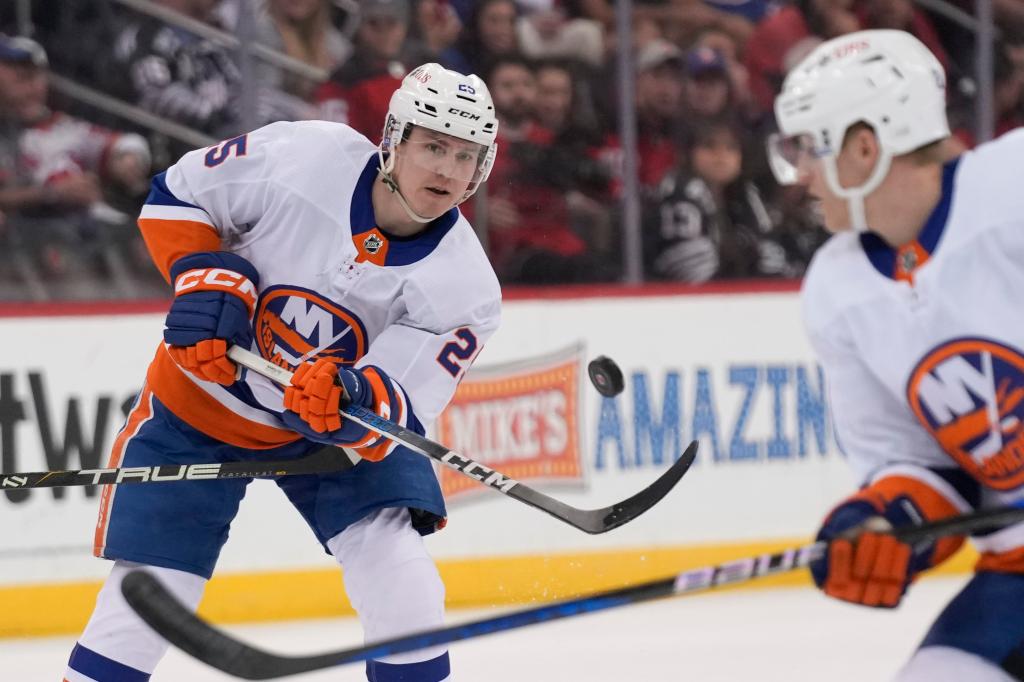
[589,438,700,532]
[504,440,698,534]
[122,571,327,680]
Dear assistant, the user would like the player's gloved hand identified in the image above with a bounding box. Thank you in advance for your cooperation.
[164,251,259,386]
[810,499,916,609]
[281,358,402,462]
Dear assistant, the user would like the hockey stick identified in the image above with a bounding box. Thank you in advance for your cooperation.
[227,345,697,535]
[122,503,1024,680]
[0,446,353,490]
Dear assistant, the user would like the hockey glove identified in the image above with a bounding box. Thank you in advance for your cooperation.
[810,478,965,609]
[165,251,259,386]
[281,358,405,462]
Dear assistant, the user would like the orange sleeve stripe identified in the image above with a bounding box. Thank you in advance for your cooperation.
[977,546,1024,573]
[357,438,394,462]
[855,475,966,565]
[147,345,301,450]
[138,217,221,283]
[347,368,404,455]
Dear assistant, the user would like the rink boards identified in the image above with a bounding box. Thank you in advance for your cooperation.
[0,284,977,636]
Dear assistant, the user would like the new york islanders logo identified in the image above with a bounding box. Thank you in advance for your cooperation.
[907,338,1024,490]
[254,285,368,369]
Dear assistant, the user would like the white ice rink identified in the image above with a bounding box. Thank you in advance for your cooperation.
[2,576,970,681]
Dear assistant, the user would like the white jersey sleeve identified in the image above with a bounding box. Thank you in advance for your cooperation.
[357,280,501,428]
[160,121,315,240]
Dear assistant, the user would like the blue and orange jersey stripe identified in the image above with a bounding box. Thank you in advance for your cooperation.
[146,344,301,450]
[137,172,221,282]
[93,387,155,557]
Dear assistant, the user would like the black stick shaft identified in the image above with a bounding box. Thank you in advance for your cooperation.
[122,503,1024,680]
[227,346,697,534]
[0,448,352,490]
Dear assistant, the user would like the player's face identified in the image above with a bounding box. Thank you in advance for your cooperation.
[804,155,852,233]
[393,127,481,218]
[768,132,850,233]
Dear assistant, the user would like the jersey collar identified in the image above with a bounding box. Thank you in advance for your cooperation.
[349,153,460,267]
[859,156,960,282]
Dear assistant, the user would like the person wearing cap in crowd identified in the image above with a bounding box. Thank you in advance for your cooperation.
[682,46,734,120]
[633,38,687,190]
[0,34,150,220]
[314,0,433,140]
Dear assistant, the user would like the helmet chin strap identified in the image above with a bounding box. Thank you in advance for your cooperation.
[377,148,434,225]
[822,150,893,233]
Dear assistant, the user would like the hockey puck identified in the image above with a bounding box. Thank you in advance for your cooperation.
[588,355,625,397]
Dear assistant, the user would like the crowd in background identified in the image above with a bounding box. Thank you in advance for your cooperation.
[1,0,1023,300]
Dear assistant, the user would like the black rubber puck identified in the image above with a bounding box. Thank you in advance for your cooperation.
[588,355,625,397]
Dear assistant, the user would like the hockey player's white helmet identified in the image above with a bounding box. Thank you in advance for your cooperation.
[768,29,949,231]
[379,63,498,221]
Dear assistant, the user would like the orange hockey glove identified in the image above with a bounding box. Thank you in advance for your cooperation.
[821,519,913,608]
[281,359,406,462]
[810,473,968,609]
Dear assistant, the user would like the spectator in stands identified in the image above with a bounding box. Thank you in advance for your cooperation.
[533,58,617,259]
[253,0,352,101]
[109,0,243,139]
[953,40,1024,148]
[644,119,793,282]
[744,0,859,116]
[0,35,156,299]
[692,28,756,120]
[633,39,687,190]
[626,1,760,50]
[516,2,604,67]
[314,0,430,140]
[479,55,614,284]
[440,0,520,76]
[0,36,150,218]
[681,47,736,123]
[414,0,464,58]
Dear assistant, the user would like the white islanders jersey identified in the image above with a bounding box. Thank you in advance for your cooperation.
[802,129,1024,571]
[136,120,501,451]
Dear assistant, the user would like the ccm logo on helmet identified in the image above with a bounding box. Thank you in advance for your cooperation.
[448,107,481,120]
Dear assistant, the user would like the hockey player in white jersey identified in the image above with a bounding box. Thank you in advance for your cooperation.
[63,63,500,682]
[769,29,1024,682]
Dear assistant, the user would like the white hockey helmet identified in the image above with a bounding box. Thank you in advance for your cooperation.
[768,29,949,231]
[379,63,498,220]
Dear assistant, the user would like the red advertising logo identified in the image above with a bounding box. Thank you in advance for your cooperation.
[436,347,585,501]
